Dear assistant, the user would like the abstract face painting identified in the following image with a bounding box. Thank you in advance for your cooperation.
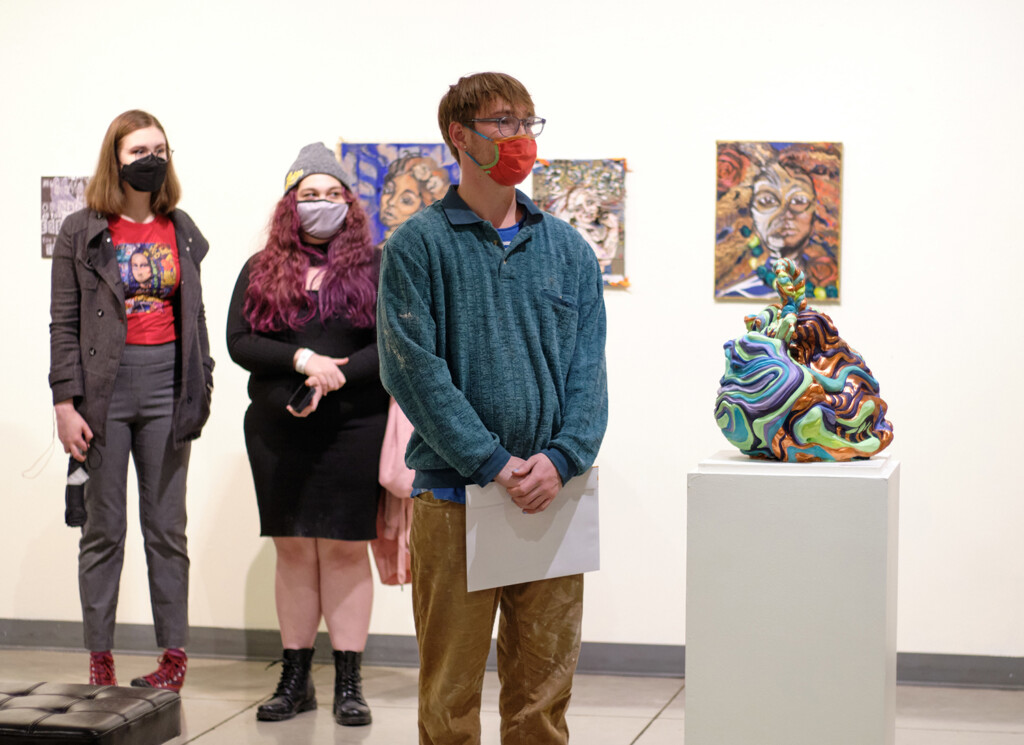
[715,142,841,302]
[750,162,816,255]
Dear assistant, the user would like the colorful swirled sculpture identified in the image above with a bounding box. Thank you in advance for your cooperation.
[714,258,893,461]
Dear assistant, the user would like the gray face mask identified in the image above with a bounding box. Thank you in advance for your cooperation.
[296,199,349,240]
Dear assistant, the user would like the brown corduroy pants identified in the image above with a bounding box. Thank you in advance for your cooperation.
[411,492,584,745]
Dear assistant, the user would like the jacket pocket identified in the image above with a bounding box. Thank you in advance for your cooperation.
[180,342,213,441]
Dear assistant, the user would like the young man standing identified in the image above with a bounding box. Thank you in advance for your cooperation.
[377,72,608,744]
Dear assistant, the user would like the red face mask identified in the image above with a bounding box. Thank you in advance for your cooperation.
[465,131,538,187]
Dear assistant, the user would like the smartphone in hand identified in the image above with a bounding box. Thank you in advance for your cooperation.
[287,383,315,412]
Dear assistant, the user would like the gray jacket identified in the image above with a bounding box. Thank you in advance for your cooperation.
[49,207,214,447]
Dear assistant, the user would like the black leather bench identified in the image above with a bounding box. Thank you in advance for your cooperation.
[0,682,180,745]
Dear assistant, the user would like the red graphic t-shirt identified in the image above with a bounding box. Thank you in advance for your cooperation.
[109,215,180,345]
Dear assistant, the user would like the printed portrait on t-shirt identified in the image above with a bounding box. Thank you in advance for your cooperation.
[118,242,178,315]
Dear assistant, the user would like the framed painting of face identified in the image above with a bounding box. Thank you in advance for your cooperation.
[336,142,460,246]
[714,142,842,302]
[532,158,628,288]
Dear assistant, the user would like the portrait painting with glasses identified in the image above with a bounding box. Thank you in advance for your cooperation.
[714,141,842,302]
[337,142,461,246]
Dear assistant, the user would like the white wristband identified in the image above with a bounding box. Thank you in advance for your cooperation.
[295,348,314,375]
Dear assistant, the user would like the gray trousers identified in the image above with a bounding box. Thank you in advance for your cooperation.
[80,343,191,651]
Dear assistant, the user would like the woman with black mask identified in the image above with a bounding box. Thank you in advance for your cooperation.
[49,109,214,692]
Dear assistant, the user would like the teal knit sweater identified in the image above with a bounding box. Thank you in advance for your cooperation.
[377,186,608,489]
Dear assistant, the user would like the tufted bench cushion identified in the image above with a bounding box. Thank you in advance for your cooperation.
[0,682,180,745]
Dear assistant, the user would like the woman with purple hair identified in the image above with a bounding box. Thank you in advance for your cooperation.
[226,143,387,727]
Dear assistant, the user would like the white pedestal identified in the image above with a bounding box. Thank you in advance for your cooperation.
[685,451,900,745]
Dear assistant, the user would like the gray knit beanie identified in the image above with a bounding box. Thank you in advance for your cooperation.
[284,142,351,194]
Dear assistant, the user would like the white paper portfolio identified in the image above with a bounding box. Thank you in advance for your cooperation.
[465,467,599,592]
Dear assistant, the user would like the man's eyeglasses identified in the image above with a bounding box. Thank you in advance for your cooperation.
[466,116,546,138]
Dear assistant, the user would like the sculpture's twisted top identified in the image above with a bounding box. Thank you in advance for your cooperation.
[715,258,893,462]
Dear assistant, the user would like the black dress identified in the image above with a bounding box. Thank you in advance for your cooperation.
[226,256,388,540]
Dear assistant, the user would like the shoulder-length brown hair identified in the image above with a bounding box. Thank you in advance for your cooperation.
[84,110,182,216]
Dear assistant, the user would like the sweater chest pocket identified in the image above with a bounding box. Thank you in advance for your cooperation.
[539,289,579,347]
[540,289,576,310]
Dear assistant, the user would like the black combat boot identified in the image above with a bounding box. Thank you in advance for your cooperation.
[256,648,317,721]
[333,650,371,726]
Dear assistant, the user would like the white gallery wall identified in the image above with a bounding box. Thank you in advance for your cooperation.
[1,0,1021,659]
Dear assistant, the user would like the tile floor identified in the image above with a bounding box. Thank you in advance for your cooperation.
[1,648,1023,743]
